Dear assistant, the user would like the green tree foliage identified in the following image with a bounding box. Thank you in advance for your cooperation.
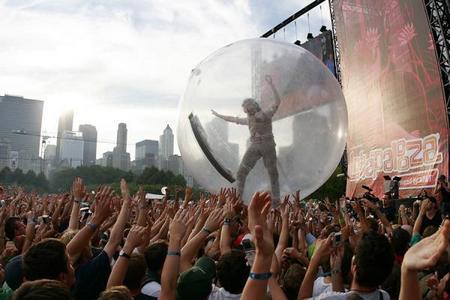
[0,167,49,192]
[49,165,186,193]
[308,165,346,201]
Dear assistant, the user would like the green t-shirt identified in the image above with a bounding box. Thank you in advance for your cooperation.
[0,282,13,300]
[410,232,422,246]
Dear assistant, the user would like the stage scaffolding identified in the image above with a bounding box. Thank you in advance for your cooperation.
[424,0,450,118]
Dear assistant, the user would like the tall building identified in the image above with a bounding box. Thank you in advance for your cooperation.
[168,154,183,175]
[98,151,113,167]
[44,144,57,161]
[78,124,97,166]
[59,131,84,168]
[0,139,11,171]
[112,123,130,171]
[0,94,44,172]
[56,110,74,162]
[136,140,158,160]
[159,125,174,160]
[134,140,159,173]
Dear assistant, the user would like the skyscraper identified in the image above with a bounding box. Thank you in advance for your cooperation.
[59,131,84,168]
[112,123,130,171]
[136,140,158,160]
[0,94,44,172]
[159,125,174,160]
[79,124,97,166]
[56,110,74,162]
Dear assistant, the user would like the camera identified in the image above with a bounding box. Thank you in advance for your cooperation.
[80,207,92,221]
[38,215,51,224]
[361,185,380,204]
[333,232,342,247]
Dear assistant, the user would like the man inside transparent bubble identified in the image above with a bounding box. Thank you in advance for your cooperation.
[211,75,281,207]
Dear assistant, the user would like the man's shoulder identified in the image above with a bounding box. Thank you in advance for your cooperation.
[312,289,390,300]
[141,281,161,298]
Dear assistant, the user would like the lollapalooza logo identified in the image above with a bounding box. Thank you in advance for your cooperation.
[348,134,443,185]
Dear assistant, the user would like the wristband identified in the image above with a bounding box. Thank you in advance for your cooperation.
[249,272,272,280]
[86,222,98,231]
[74,199,81,204]
[119,250,131,259]
[331,269,341,275]
[202,227,212,235]
[167,250,181,256]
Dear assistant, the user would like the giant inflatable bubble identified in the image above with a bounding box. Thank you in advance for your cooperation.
[177,38,348,203]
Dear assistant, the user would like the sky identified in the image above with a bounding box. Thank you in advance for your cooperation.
[0,0,331,160]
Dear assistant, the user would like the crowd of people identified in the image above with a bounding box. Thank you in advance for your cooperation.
[0,175,448,300]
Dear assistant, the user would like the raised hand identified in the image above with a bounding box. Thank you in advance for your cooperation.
[120,179,130,201]
[72,177,85,200]
[248,192,273,258]
[93,187,113,224]
[403,220,450,272]
[204,208,223,233]
[124,225,147,249]
[248,192,271,231]
[330,245,345,271]
[170,209,188,240]
[223,200,235,219]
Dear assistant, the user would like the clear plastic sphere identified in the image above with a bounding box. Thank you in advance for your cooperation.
[178,38,348,202]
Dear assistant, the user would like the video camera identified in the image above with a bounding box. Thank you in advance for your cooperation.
[361,185,381,204]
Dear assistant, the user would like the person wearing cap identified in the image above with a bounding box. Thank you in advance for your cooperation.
[176,256,216,300]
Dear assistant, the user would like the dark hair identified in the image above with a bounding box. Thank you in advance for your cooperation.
[23,239,69,281]
[123,254,146,291]
[391,228,410,257]
[144,242,168,273]
[281,264,306,300]
[98,286,132,300]
[12,279,71,300]
[216,250,250,294]
[354,232,394,288]
[5,217,20,240]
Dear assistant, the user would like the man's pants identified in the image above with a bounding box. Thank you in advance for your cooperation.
[236,140,280,207]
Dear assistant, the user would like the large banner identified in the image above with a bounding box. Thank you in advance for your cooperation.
[332,0,449,198]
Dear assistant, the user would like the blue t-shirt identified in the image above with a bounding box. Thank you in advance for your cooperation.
[72,250,111,300]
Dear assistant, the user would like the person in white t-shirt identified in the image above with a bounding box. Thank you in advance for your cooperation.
[208,249,250,300]
[298,232,394,300]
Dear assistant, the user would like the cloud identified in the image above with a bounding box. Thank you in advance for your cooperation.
[0,0,331,159]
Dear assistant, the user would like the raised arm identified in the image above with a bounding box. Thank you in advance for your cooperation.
[160,209,188,300]
[211,109,248,125]
[66,186,112,262]
[298,236,333,300]
[69,177,85,230]
[104,179,132,258]
[412,199,428,235]
[241,192,274,300]
[264,75,281,117]
[180,208,222,272]
[106,225,146,288]
[400,220,450,300]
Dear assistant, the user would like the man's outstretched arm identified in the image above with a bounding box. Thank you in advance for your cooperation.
[265,75,281,117]
[211,109,248,125]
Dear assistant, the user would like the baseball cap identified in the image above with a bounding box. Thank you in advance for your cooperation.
[5,255,23,290]
[176,256,216,300]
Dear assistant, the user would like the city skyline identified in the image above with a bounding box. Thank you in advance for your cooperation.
[0,1,331,161]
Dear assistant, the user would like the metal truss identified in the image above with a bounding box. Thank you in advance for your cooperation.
[424,0,450,117]
[328,0,342,84]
